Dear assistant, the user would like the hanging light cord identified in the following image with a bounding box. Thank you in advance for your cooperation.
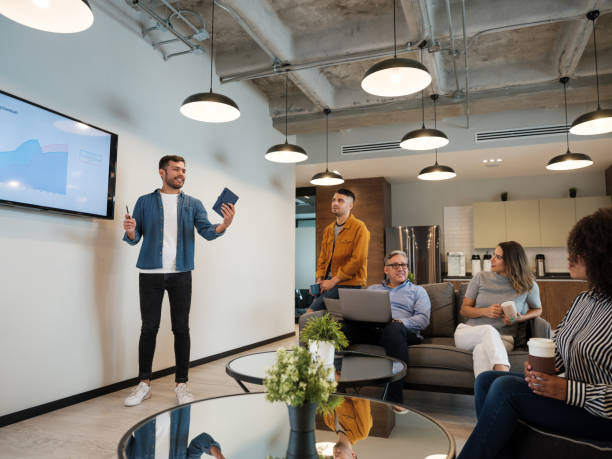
[325,110,329,169]
[393,0,397,59]
[420,46,425,128]
[209,0,215,92]
[591,18,601,108]
[284,72,289,141]
[563,78,570,150]
[433,96,439,164]
[433,95,437,129]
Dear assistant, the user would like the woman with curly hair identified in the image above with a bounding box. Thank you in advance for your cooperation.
[458,207,612,459]
[455,241,542,376]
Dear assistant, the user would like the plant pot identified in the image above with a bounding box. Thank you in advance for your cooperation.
[286,402,318,459]
[309,340,335,367]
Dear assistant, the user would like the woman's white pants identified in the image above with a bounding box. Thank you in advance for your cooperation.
[454,323,514,377]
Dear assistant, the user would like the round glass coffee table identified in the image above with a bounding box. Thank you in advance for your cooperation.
[226,350,407,400]
[117,392,455,458]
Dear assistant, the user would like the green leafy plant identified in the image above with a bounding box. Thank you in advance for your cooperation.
[407,271,416,283]
[300,313,348,350]
[264,346,341,413]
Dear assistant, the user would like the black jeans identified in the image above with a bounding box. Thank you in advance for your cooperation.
[342,320,422,403]
[138,272,192,383]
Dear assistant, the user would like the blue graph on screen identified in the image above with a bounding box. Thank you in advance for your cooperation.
[0,139,68,195]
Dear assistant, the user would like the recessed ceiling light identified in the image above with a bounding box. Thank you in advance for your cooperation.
[496,158,502,162]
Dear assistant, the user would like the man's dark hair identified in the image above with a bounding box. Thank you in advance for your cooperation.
[567,207,612,297]
[159,155,185,170]
[336,188,355,201]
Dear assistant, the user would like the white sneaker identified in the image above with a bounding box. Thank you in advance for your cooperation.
[175,383,194,405]
[124,381,151,407]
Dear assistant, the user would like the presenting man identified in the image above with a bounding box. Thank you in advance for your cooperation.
[308,188,370,312]
[122,155,235,406]
[343,250,431,407]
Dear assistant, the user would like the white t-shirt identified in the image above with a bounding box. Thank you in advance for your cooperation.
[140,192,179,274]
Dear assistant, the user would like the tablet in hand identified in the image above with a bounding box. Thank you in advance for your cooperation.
[213,187,239,217]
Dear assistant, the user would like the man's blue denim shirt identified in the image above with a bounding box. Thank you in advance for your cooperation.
[123,189,223,271]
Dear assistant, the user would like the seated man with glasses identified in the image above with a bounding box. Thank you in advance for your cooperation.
[342,250,431,407]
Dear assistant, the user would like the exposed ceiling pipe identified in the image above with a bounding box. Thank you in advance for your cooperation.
[445,0,460,93]
[213,0,279,63]
[461,0,469,128]
[220,41,420,84]
[131,0,207,59]
[159,0,202,35]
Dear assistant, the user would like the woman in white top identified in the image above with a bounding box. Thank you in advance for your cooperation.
[455,241,542,376]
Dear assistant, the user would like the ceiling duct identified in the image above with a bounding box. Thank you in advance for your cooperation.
[475,125,570,142]
[341,141,403,155]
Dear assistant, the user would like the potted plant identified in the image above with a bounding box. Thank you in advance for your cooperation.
[300,313,348,368]
[264,347,341,459]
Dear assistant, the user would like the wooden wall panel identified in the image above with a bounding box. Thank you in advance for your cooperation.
[315,177,391,286]
[538,280,589,329]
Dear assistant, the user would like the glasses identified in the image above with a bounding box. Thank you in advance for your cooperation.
[386,263,408,270]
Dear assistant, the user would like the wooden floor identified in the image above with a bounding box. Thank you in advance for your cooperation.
[0,331,476,458]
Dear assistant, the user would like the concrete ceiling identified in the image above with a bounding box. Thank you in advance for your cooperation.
[122,0,612,135]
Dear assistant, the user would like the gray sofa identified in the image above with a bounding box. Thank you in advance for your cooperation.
[298,282,552,393]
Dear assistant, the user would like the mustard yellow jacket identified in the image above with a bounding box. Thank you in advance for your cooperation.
[316,214,370,287]
[323,398,373,444]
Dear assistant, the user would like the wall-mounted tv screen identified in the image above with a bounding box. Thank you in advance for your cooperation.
[0,90,117,219]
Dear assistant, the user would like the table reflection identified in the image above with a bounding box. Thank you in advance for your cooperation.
[118,393,453,459]
[125,406,225,459]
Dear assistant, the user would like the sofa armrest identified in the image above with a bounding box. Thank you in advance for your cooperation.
[298,310,327,347]
[529,316,552,339]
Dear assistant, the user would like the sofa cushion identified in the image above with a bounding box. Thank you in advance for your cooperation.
[421,282,456,338]
[455,282,470,324]
[407,343,474,372]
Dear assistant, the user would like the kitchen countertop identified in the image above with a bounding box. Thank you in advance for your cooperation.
[442,273,584,282]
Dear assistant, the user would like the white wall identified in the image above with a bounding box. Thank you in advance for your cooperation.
[0,5,295,416]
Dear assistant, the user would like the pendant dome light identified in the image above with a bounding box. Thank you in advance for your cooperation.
[265,72,308,163]
[0,0,93,33]
[401,84,449,151]
[547,77,593,171]
[180,0,240,123]
[361,0,431,97]
[417,151,457,181]
[310,109,344,186]
[417,94,456,180]
[569,10,612,136]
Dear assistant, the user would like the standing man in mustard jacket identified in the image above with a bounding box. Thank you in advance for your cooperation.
[308,188,370,312]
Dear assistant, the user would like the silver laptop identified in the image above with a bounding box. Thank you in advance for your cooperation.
[323,297,343,319]
[339,289,392,323]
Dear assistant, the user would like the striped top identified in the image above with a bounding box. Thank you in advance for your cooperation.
[554,289,612,419]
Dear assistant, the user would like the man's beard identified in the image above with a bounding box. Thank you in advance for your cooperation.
[165,176,183,190]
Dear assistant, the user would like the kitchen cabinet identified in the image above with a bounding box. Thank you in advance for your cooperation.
[473,202,506,248]
[472,196,610,248]
[505,200,541,247]
[575,196,611,221]
[539,198,575,247]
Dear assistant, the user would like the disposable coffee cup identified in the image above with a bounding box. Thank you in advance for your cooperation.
[501,301,518,320]
[310,283,321,296]
[527,338,556,375]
